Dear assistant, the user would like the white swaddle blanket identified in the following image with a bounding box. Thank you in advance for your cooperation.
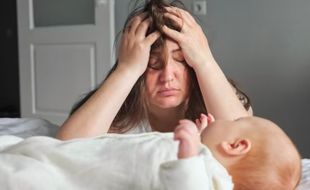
[0,133,233,190]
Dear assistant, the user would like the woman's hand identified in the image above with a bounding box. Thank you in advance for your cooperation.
[162,7,214,69]
[117,13,161,76]
[162,7,250,120]
[174,119,201,159]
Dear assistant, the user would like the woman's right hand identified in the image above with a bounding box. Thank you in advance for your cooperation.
[117,13,161,76]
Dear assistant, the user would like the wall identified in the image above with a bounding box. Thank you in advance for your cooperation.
[115,0,310,157]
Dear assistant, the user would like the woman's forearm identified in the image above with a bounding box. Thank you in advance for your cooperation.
[57,65,140,140]
[193,59,250,120]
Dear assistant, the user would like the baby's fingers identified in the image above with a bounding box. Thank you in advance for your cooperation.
[198,113,209,131]
[207,113,215,123]
[195,118,201,128]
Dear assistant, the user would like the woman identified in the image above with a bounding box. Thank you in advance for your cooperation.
[57,0,251,139]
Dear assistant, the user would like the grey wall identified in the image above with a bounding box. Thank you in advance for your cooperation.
[204,0,310,158]
[115,0,310,158]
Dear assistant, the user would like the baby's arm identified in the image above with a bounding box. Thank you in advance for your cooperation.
[174,120,201,159]
[159,118,212,189]
[174,113,214,159]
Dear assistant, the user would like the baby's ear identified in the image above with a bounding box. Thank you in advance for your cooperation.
[220,138,251,156]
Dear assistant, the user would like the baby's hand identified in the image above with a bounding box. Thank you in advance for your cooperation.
[174,120,200,159]
[195,113,215,133]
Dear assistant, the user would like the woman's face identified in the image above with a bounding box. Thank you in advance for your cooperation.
[145,39,190,110]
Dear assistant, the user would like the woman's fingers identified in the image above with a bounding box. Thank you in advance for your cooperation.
[164,6,196,24]
[162,25,183,42]
[161,7,199,43]
[126,12,148,34]
[163,12,183,29]
[145,31,161,45]
[164,6,182,17]
[135,17,152,37]
[127,14,161,45]
[123,13,160,46]
[128,12,148,26]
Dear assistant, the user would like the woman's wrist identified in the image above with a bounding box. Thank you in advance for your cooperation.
[116,62,144,79]
[191,57,217,74]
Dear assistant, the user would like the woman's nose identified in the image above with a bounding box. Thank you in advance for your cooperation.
[159,60,174,83]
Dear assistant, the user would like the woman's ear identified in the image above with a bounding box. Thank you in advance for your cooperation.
[220,138,251,156]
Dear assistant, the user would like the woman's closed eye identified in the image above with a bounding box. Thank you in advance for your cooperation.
[173,57,187,67]
[175,58,186,65]
[148,58,163,70]
[173,52,187,65]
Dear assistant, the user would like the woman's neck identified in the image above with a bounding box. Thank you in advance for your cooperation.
[147,105,187,132]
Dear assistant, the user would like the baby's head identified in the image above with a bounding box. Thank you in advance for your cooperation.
[201,116,301,190]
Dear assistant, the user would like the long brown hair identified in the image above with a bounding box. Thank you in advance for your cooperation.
[70,0,251,132]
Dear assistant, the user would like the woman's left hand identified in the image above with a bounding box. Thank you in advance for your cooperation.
[162,7,214,69]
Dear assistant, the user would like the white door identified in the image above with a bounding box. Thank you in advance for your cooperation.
[17,0,115,125]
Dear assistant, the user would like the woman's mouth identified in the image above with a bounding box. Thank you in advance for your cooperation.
[158,89,180,96]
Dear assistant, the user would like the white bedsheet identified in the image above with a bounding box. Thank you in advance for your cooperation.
[0,118,309,189]
[0,118,58,138]
[297,159,310,190]
[0,133,233,190]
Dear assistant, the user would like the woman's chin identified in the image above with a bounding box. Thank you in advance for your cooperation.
[153,98,184,109]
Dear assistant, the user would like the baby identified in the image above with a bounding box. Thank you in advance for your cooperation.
[0,115,301,190]
[175,114,301,190]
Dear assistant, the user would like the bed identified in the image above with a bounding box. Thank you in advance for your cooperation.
[0,117,309,189]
